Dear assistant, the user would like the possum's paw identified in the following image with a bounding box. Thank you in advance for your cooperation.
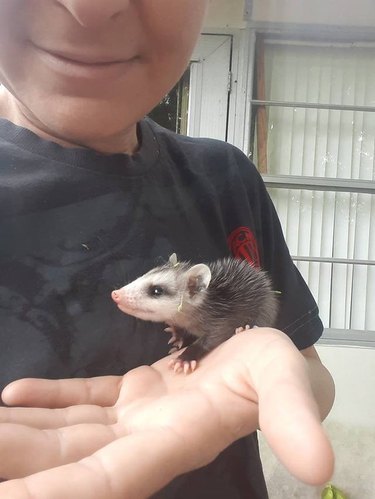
[165,327,184,353]
[235,324,251,335]
[168,358,198,375]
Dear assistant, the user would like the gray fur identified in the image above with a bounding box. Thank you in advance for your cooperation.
[175,257,279,337]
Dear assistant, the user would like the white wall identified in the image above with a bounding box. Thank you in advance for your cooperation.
[204,0,375,29]
[316,344,375,428]
[251,0,375,27]
[204,0,246,29]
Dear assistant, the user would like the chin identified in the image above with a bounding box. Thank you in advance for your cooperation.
[24,90,145,152]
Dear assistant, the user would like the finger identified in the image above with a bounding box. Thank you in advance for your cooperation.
[188,329,334,485]
[0,422,119,479]
[0,429,189,499]
[243,329,334,485]
[0,404,115,429]
[2,376,123,408]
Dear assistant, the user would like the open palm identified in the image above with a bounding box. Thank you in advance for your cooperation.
[0,328,334,499]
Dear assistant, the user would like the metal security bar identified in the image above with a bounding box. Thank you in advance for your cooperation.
[262,175,375,195]
[291,256,375,266]
[251,99,375,114]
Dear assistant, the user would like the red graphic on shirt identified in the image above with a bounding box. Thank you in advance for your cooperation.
[227,227,261,268]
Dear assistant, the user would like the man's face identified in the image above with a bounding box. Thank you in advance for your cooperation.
[0,0,208,146]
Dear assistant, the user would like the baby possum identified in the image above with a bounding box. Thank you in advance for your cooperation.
[112,254,279,374]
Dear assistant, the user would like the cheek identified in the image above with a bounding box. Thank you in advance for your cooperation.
[148,297,180,322]
[0,3,28,89]
[139,1,208,90]
[161,297,180,313]
[147,1,207,50]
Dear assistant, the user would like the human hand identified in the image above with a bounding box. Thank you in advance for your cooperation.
[0,328,334,499]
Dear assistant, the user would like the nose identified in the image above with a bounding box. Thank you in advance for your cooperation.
[112,289,122,303]
[56,0,129,27]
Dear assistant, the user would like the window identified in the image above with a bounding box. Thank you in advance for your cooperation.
[250,35,375,345]
[148,69,190,135]
[149,34,232,142]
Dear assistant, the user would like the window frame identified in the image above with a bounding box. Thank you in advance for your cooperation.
[232,27,375,347]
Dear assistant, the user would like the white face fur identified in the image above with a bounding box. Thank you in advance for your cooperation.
[112,262,212,324]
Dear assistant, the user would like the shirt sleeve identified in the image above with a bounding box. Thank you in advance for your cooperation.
[238,158,324,350]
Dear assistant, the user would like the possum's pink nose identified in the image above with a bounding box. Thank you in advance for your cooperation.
[111,290,121,303]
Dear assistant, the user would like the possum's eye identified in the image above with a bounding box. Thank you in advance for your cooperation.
[148,285,165,298]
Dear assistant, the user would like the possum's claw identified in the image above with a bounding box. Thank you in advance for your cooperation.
[168,358,183,374]
[168,346,182,354]
[235,324,252,334]
[164,327,175,335]
[189,360,198,372]
[165,326,185,351]
[165,327,177,343]
[234,324,251,334]
[165,327,177,344]
[168,358,198,375]
[167,337,184,353]
[167,336,184,348]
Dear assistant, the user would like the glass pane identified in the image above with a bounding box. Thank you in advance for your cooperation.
[148,68,190,135]
[268,188,375,261]
[264,43,375,107]
[268,187,375,332]
[294,260,375,332]
[251,40,375,180]
[256,107,375,180]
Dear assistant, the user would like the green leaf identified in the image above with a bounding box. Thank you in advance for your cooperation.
[322,485,335,499]
[321,484,348,499]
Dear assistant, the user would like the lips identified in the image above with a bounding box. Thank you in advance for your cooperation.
[42,48,126,65]
[32,43,138,81]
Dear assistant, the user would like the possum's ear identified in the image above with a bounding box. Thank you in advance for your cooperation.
[169,253,178,266]
[185,264,212,297]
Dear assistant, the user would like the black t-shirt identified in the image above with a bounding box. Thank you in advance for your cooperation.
[0,117,323,498]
